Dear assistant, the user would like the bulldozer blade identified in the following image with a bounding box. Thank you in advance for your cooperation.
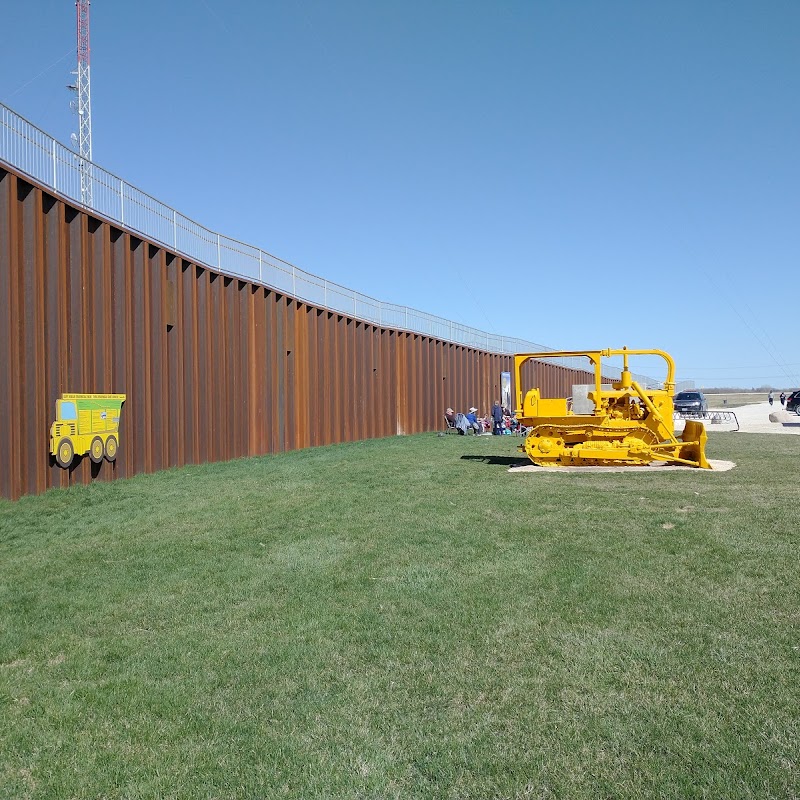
[679,420,711,469]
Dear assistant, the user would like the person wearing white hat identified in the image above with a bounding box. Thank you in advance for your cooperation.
[465,406,481,433]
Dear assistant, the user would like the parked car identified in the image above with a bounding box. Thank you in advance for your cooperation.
[673,390,708,414]
[786,390,800,414]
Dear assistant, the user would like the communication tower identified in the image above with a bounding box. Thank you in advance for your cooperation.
[68,0,93,207]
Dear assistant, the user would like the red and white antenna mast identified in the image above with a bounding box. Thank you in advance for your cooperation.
[70,0,93,206]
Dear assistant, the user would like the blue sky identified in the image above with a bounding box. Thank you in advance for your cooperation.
[2,1,798,388]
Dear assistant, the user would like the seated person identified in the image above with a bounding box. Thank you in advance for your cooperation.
[465,407,481,433]
[445,407,457,427]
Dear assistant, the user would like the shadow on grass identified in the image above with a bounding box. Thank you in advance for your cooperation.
[461,454,527,467]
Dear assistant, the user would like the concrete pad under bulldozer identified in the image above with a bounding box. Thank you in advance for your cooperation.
[509,458,736,474]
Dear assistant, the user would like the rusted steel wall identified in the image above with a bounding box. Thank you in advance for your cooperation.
[0,165,591,500]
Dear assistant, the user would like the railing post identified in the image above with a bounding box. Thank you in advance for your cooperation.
[217,234,221,268]
[52,140,57,191]
[292,264,296,298]
[324,279,328,309]
[120,179,124,225]
[405,307,409,330]
[173,209,177,250]
[259,250,263,284]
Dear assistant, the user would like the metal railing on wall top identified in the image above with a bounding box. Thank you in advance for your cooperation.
[0,101,656,384]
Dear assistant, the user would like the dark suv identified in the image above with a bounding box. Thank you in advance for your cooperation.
[674,391,708,414]
[786,390,800,414]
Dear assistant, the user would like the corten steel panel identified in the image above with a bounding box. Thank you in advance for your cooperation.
[9,179,25,499]
[388,331,397,436]
[149,246,165,473]
[20,185,43,494]
[360,322,375,439]
[264,290,277,455]
[239,285,249,456]
[276,295,286,452]
[347,316,356,444]
[196,267,211,464]
[240,285,251,456]
[0,163,606,500]
[227,281,238,460]
[285,298,297,451]
[325,312,337,444]
[317,309,327,447]
[110,230,128,480]
[420,336,436,431]
[166,257,181,468]
[350,319,361,442]
[227,279,239,460]
[43,195,67,491]
[342,314,352,445]
[382,328,394,436]
[2,173,20,500]
[344,317,354,443]
[90,221,105,397]
[355,319,365,440]
[376,328,386,437]
[349,316,358,444]
[320,312,330,444]
[299,301,313,451]
[209,275,224,463]
[272,292,283,454]
[367,325,376,437]
[179,262,196,465]
[130,239,147,476]
[0,170,12,500]
[403,332,411,434]
[248,287,264,455]
[412,334,422,434]
[76,212,95,486]
[360,322,370,441]
[304,307,317,448]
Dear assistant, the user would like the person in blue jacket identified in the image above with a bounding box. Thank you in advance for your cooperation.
[491,400,504,435]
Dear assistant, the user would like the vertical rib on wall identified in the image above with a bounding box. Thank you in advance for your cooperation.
[0,165,589,500]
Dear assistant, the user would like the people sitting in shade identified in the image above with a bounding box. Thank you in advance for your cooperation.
[465,407,481,434]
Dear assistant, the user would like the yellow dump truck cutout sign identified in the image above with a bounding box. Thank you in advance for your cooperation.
[515,348,710,469]
[50,393,126,468]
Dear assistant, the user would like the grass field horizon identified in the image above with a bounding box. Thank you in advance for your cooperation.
[2,432,799,798]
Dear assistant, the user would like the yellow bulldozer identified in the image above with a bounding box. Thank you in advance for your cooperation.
[514,348,710,469]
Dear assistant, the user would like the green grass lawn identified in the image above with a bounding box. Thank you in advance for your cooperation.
[2,432,799,799]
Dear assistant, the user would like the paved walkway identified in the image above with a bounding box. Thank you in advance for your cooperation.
[708,401,800,435]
